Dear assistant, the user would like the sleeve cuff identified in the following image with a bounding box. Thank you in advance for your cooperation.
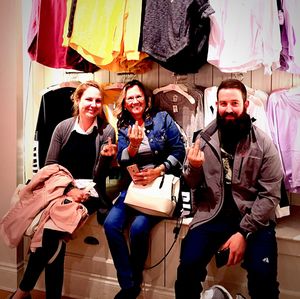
[238,228,252,240]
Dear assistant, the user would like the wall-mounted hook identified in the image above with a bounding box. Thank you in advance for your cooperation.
[232,72,244,81]
[172,73,188,84]
[117,72,137,83]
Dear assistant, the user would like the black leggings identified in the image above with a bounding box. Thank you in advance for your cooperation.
[19,229,67,299]
[19,197,102,298]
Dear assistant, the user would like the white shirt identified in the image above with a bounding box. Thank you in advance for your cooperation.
[73,117,97,135]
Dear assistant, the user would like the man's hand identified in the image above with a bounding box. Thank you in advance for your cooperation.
[187,138,205,168]
[220,232,247,266]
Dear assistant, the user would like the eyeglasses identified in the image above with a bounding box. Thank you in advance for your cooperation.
[125,95,144,103]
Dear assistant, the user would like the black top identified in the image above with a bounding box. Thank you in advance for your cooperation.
[59,129,97,179]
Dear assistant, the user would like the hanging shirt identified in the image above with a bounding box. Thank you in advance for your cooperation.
[154,84,204,147]
[207,0,281,75]
[141,0,214,74]
[63,0,150,73]
[279,0,300,74]
[27,0,98,71]
[266,87,300,193]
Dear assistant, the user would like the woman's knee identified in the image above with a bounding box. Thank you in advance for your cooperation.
[129,224,149,242]
[129,216,153,240]
[103,215,119,236]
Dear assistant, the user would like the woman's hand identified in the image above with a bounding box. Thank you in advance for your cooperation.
[66,188,90,203]
[187,138,205,168]
[132,166,163,185]
[101,137,117,157]
[128,121,144,149]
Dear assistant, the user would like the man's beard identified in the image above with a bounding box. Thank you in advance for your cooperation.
[217,110,251,143]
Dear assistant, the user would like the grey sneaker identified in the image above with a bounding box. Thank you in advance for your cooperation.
[202,284,233,299]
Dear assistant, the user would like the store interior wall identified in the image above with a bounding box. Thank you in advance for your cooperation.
[0,0,24,291]
[0,0,300,293]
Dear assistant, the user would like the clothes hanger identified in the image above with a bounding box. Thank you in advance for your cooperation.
[40,80,81,96]
[245,84,255,96]
[153,84,195,104]
[58,80,81,88]
[174,73,189,92]
[116,72,137,83]
[153,73,195,105]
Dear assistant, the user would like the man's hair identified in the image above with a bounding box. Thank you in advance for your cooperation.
[217,79,247,102]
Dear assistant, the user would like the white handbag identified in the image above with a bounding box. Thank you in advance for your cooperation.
[124,174,180,217]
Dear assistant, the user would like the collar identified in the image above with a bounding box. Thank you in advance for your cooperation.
[73,117,98,135]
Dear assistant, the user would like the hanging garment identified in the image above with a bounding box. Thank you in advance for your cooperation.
[153,84,205,147]
[207,0,281,75]
[27,0,99,72]
[266,87,300,193]
[34,86,75,172]
[101,82,125,138]
[141,0,214,74]
[63,0,151,74]
[279,0,300,74]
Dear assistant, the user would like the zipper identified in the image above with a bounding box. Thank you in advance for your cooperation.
[238,157,244,179]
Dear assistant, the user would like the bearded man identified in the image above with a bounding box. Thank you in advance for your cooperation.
[175,79,282,299]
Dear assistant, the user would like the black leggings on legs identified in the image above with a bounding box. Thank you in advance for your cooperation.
[19,229,67,299]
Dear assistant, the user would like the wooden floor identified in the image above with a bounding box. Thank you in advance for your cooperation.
[0,289,73,298]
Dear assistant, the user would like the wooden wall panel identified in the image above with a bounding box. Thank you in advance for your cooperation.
[157,67,174,87]
[272,69,293,91]
[235,71,251,87]
[212,67,231,86]
[39,61,299,95]
[94,69,110,83]
[38,62,300,94]
[195,64,213,87]
[251,68,272,93]
[292,74,300,87]
[141,63,159,90]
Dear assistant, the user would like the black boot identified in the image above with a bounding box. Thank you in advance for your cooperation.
[8,291,32,299]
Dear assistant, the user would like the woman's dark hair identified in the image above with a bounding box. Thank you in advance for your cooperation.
[114,79,153,128]
[217,78,247,102]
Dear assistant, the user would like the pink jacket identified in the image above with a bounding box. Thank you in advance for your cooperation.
[0,164,88,251]
[30,197,88,251]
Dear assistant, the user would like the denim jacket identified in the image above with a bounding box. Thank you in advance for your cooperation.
[117,111,185,176]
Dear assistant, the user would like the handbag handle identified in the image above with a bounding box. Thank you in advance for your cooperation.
[159,174,165,188]
[158,174,177,201]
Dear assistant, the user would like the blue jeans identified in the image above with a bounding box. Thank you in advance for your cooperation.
[175,217,279,299]
[104,190,161,289]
